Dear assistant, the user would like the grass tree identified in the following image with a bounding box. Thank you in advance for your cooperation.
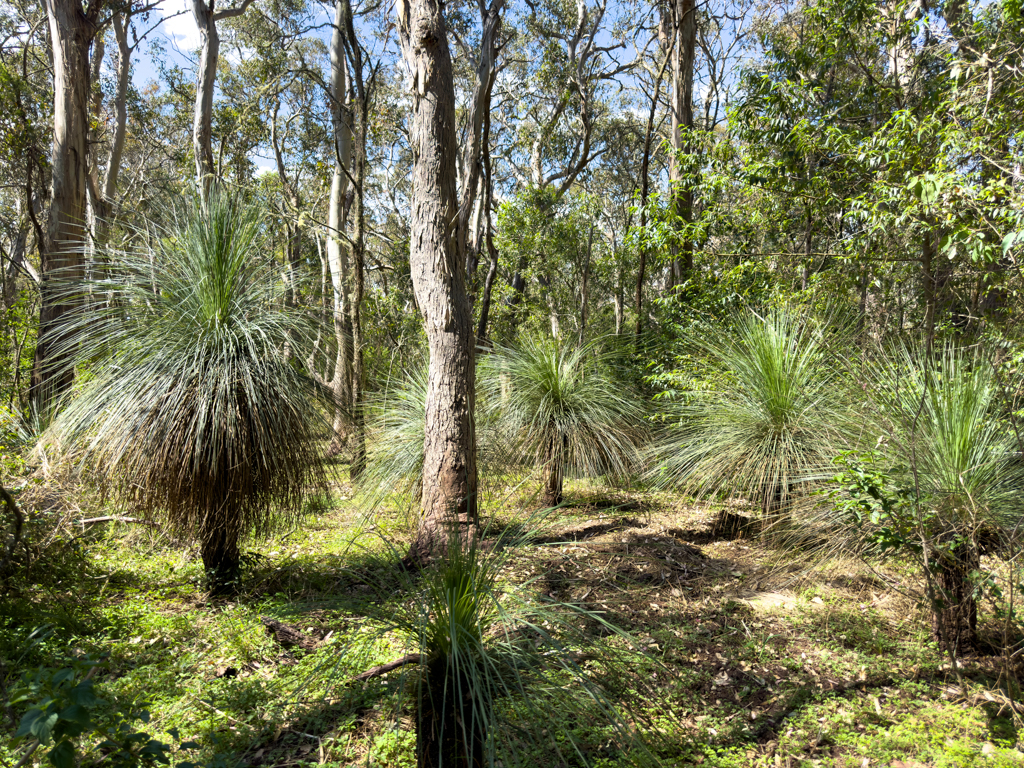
[480,336,646,507]
[348,521,659,768]
[49,194,329,594]
[651,306,856,533]
[868,343,1024,653]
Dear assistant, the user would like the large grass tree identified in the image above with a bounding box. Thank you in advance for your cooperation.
[651,306,857,532]
[49,194,330,594]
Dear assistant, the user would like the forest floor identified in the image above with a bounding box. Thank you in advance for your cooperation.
[3,468,1024,768]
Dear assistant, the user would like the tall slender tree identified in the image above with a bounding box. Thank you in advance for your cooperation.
[396,0,478,564]
[191,0,255,194]
[32,0,106,415]
[661,0,697,290]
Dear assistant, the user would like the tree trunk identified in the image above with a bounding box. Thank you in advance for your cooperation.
[921,226,937,350]
[663,0,697,289]
[578,223,593,344]
[348,117,367,480]
[32,0,101,415]
[102,12,130,209]
[333,0,368,479]
[541,434,564,507]
[474,97,498,346]
[456,0,503,282]
[326,0,354,456]
[474,137,498,346]
[417,655,486,768]
[397,0,478,565]
[192,0,219,194]
[932,540,979,655]
[201,526,241,596]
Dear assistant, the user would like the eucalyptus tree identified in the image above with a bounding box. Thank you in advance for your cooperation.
[659,0,697,290]
[190,0,256,194]
[30,0,114,416]
[450,0,507,289]
[395,0,478,564]
[488,0,635,339]
[88,3,167,243]
[321,0,388,476]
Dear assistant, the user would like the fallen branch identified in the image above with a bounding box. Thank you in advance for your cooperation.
[352,653,422,682]
[79,516,159,527]
[261,618,322,651]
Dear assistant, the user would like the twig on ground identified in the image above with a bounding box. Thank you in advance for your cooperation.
[351,653,422,682]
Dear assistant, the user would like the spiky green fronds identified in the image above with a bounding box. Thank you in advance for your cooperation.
[348,519,662,766]
[361,358,431,505]
[875,343,1024,529]
[651,306,857,514]
[361,358,516,513]
[480,336,646,495]
[49,193,330,550]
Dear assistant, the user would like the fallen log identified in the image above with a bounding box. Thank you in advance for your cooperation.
[352,653,422,682]
[261,618,322,651]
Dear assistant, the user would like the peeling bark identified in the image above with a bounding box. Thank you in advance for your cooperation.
[396,0,478,565]
[32,0,104,414]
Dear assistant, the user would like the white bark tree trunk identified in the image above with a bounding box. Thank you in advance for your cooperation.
[33,0,104,414]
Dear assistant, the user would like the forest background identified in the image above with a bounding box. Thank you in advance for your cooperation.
[3,0,1024,764]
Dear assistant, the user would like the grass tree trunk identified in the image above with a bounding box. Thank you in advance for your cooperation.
[396,0,478,566]
[418,657,486,768]
[201,526,241,596]
[541,434,564,507]
[932,540,979,655]
[32,0,103,416]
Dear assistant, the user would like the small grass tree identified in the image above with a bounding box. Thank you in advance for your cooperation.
[480,336,646,507]
[49,193,330,594]
[347,520,662,768]
[862,343,1024,653]
[651,306,856,533]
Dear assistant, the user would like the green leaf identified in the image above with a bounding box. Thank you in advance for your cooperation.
[58,703,91,727]
[69,683,97,707]
[47,740,75,768]
[15,709,42,740]
[30,711,60,742]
